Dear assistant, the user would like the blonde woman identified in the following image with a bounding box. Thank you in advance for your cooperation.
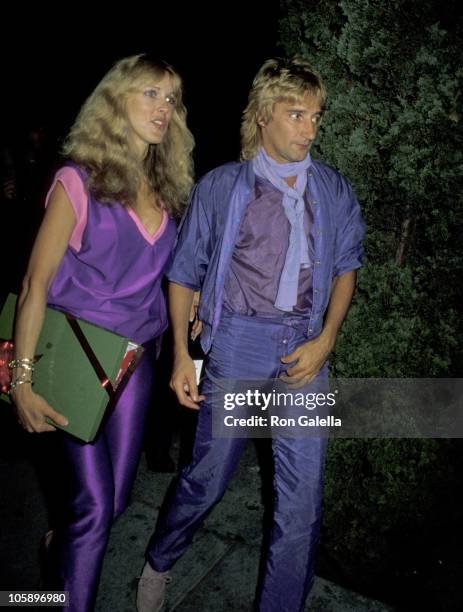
[10,54,194,611]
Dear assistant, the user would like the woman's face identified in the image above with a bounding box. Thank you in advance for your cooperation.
[125,72,177,158]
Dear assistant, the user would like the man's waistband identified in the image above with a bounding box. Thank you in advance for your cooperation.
[221,309,311,330]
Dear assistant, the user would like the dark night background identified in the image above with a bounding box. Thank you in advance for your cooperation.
[1,5,281,178]
[0,4,282,302]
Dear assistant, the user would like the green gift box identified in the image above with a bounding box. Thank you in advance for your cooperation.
[0,294,144,442]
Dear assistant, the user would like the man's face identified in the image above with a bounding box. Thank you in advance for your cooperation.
[257,94,323,164]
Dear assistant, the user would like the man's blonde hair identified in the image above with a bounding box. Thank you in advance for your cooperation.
[240,57,326,161]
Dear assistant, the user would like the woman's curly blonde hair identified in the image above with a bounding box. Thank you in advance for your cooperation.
[62,54,194,217]
[240,57,326,161]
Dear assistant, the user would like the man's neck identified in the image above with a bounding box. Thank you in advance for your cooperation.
[285,176,297,188]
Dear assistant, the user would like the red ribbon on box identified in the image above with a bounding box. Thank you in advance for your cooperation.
[0,340,14,394]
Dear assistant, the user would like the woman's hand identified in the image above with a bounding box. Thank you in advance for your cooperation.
[11,384,68,433]
[10,180,77,434]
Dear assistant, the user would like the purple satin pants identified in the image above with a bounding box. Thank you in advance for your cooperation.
[45,341,156,612]
[146,314,327,612]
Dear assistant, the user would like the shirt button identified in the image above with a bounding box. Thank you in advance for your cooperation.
[312,200,318,205]
[317,230,322,236]
[315,260,321,265]
[282,339,288,344]
[308,328,313,333]
[314,289,319,294]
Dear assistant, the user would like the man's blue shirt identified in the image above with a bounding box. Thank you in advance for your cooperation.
[167,159,365,353]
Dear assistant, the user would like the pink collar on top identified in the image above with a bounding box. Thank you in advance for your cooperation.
[127,207,169,245]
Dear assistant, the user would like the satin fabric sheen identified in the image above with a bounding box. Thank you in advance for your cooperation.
[42,165,176,611]
[146,313,327,612]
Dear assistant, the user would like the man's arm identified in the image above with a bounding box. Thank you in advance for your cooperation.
[280,270,357,387]
[169,282,205,410]
[190,291,202,341]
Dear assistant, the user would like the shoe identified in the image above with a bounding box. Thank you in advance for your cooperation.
[136,562,171,612]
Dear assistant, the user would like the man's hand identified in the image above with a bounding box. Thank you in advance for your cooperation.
[279,333,334,389]
[170,353,205,410]
[280,271,357,388]
[168,283,204,408]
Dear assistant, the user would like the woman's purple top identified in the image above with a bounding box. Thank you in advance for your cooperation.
[47,165,176,344]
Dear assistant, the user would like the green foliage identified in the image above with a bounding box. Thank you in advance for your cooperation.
[280,0,463,376]
[322,437,463,605]
[333,262,459,377]
[280,1,463,606]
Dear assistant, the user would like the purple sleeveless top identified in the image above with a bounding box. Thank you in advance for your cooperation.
[47,165,177,344]
[223,176,314,317]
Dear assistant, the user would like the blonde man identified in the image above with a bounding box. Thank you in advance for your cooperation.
[139,57,364,612]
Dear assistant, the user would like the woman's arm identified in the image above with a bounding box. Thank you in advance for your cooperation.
[11,182,77,432]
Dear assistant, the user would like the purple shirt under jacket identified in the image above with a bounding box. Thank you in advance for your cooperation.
[223,175,314,317]
[48,165,177,344]
[167,160,365,354]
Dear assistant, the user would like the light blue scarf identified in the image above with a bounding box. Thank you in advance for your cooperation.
[253,147,312,311]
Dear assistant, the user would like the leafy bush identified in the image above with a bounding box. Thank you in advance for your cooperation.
[279,1,463,607]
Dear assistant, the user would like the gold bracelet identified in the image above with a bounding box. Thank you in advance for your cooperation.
[8,358,35,372]
[8,379,33,393]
